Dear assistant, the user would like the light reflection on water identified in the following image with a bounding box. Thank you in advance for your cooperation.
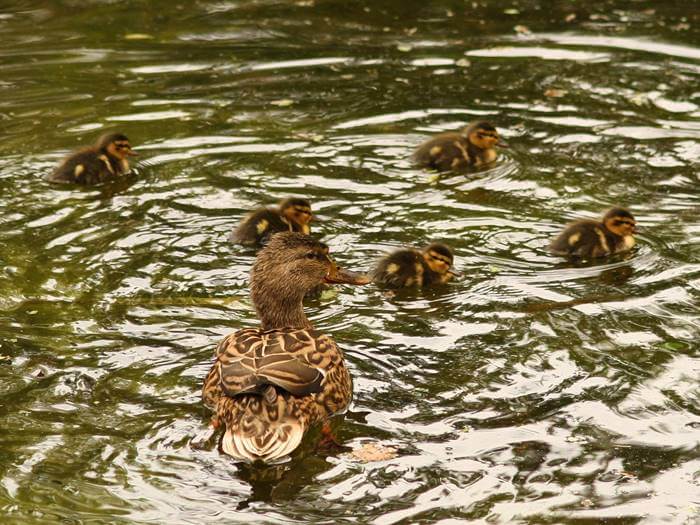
[0,1,699,524]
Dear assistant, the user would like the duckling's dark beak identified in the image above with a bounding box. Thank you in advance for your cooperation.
[497,139,509,149]
[127,149,139,157]
[632,225,640,234]
[447,268,462,278]
[324,262,371,285]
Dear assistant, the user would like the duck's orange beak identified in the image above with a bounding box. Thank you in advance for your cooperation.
[324,260,370,285]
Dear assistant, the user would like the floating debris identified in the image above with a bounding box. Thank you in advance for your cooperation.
[124,33,154,40]
[270,99,295,107]
[346,443,398,463]
[544,88,568,98]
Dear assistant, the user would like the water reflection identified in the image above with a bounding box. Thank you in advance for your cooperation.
[0,0,699,524]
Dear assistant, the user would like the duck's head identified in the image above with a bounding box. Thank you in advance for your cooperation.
[97,133,138,161]
[280,197,313,234]
[422,243,459,279]
[603,207,637,237]
[462,121,505,151]
[251,232,369,329]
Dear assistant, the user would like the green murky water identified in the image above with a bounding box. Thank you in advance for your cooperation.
[1,1,699,523]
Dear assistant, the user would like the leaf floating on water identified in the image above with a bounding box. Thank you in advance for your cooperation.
[124,33,154,40]
[270,99,295,107]
[427,173,441,184]
[456,58,471,68]
[397,44,413,52]
[346,443,398,463]
[544,88,567,98]
[565,13,577,22]
[514,25,532,35]
[504,8,520,15]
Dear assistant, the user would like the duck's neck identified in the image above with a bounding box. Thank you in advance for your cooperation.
[251,283,312,331]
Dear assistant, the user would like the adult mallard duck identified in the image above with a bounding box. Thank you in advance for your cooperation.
[229,197,313,247]
[412,121,506,172]
[202,232,370,463]
[372,242,459,288]
[47,132,137,185]
[549,207,638,260]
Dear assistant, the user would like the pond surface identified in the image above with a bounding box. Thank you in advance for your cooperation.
[1,1,699,523]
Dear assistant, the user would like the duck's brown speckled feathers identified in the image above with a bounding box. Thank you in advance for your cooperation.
[230,198,312,247]
[202,232,368,463]
[412,121,503,172]
[202,327,351,462]
[549,208,637,260]
[47,133,136,185]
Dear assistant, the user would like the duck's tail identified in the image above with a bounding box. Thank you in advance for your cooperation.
[219,387,307,463]
[222,420,304,463]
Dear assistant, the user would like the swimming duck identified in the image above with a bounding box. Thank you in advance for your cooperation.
[372,242,458,288]
[549,207,637,259]
[230,197,313,247]
[47,133,137,185]
[202,232,370,463]
[412,121,506,172]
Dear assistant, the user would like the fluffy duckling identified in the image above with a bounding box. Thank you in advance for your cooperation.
[412,121,506,172]
[202,232,370,463]
[230,197,313,247]
[549,207,638,259]
[372,242,458,288]
[47,133,137,185]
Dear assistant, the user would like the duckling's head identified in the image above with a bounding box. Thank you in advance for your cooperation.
[603,208,637,237]
[422,243,456,276]
[462,121,502,151]
[97,133,137,161]
[280,198,313,234]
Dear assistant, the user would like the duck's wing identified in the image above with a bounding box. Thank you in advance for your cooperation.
[372,249,424,288]
[230,209,291,246]
[549,220,604,258]
[205,328,335,405]
[413,133,470,171]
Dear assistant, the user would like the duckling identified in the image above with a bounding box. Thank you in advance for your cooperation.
[412,121,506,172]
[372,242,458,288]
[230,197,313,247]
[202,232,370,463]
[549,207,637,259]
[47,133,137,185]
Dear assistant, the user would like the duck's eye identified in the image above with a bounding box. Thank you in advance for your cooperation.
[305,252,318,260]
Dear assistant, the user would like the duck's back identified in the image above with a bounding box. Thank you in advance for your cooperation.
[372,249,427,288]
[48,148,122,185]
[202,327,351,462]
[230,208,292,246]
[413,133,473,172]
[550,220,614,259]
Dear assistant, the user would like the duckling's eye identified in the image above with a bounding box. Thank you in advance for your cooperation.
[305,252,319,260]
